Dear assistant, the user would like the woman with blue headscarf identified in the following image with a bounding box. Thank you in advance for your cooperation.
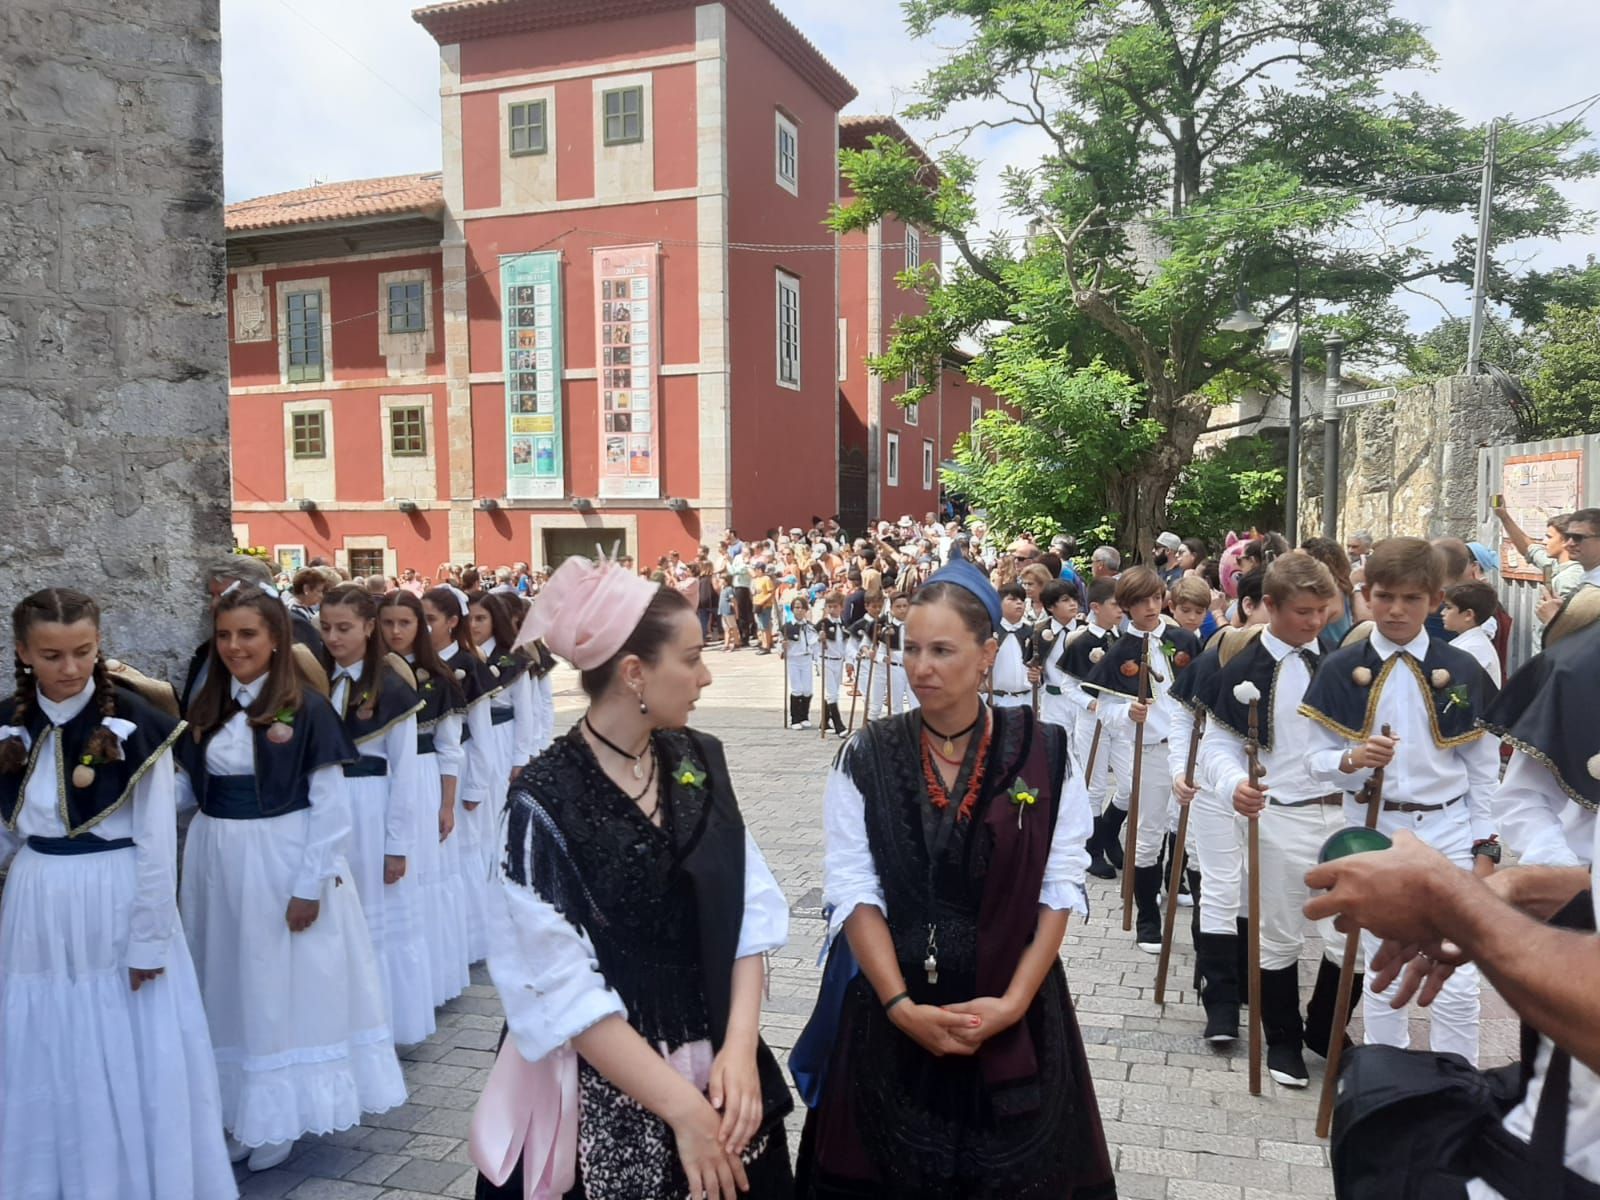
[795,559,1116,1199]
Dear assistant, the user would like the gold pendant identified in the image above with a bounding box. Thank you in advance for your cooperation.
[942,736,955,758]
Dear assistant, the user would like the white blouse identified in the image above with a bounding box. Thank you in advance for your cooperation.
[331,659,419,858]
[440,643,495,807]
[0,686,179,970]
[189,676,351,903]
[489,818,790,1065]
[483,638,537,769]
[822,736,1092,938]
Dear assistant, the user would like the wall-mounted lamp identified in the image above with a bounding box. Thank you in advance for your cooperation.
[570,497,595,513]
[297,498,318,513]
[665,497,690,513]
[478,497,500,511]
[397,500,420,515]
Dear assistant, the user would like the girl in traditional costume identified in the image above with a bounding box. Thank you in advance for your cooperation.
[0,588,237,1200]
[424,585,499,962]
[178,582,406,1172]
[469,591,538,825]
[796,558,1116,1200]
[472,557,793,1200]
[379,588,471,1006]
[318,582,433,1046]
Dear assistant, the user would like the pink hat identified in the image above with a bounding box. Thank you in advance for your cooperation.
[516,556,658,670]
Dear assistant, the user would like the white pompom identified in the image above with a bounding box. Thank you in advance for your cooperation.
[1588,753,1600,781]
[1233,681,1261,704]
[1089,648,1105,664]
[1431,669,1452,689]
[1352,666,1373,686]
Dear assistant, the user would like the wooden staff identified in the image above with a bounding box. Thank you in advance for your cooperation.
[886,622,897,717]
[781,635,790,729]
[818,628,829,742]
[1316,723,1394,1138]
[1245,692,1266,1096]
[1120,656,1151,933]
[1084,718,1104,779]
[845,639,867,733]
[1155,710,1205,1006]
[858,621,882,727]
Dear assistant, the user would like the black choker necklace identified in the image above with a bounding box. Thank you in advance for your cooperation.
[584,717,651,780]
[921,709,983,759]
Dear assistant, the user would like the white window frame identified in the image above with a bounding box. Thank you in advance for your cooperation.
[971,396,983,429]
[837,318,848,382]
[886,431,900,487]
[923,439,935,490]
[775,110,799,196]
[906,225,921,268]
[776,269,801,390]
[903,365,920,425]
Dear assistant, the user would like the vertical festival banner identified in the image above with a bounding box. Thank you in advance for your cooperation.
[593,244,660,500]
[501,252,564,500]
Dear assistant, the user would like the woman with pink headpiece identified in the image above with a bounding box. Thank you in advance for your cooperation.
[473,556,793,1199]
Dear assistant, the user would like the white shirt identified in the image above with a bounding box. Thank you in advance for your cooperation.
[1095,626,1178,745]
[1451,625,1502,687]
[197,676,351,902]
[489,821,788,1065]
[1495,750,1594,868]
[1584,565,1600,588]
[0,686,178,970]
[1066,623,1116,715]
[823,740,1093,936]
[482,638,538,769]
[440,642,493,807]
[1467,757,1600,1198]
[1304,629,1501,842]
[330,658,419,858]
[991,621,1030,693]
[1201,630,1324,804]
[407,654,466,784]
[1040,621,1074,694]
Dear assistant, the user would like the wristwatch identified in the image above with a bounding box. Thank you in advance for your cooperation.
[1471,837,1502,864]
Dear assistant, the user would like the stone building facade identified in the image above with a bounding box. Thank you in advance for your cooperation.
[0,0,229,683]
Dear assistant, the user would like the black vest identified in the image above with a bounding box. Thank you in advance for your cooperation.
[1481,617,1600,811]
[1202,635,1322,752]
[0,685,183,836]
[1085,625,1200,699]
[333,665,423,748]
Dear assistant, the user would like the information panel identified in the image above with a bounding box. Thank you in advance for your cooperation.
[594,244,660,500]
[1499,450,1584,581]
[502,252,564,500]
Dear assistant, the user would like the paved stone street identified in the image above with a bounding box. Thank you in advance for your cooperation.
[237,645,1517,1199]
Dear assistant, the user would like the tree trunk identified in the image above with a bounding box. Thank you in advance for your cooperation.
[1107,388,1210,557]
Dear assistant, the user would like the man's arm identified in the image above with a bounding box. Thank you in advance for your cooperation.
[1306,833,1600,1072]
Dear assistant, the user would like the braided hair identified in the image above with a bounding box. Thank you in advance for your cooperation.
[2,589,121,774]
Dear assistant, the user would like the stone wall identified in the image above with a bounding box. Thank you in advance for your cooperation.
[0,0,228,686]
[1299,375,1517,543]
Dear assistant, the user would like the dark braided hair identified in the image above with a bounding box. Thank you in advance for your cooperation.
[2,589,121,775]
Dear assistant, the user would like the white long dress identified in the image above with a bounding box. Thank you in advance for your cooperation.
[330,662,435,1047]
[0,687,237,1200]
[179,676,407,1148]
[415,696,471,1006]
[442,642,496,963]
[477,639,536,880]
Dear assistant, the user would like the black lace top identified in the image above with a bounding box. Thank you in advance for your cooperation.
[504,725,714,1047]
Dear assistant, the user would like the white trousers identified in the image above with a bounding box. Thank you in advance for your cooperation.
[867,660,916,718]
[821,657,844,703]
[786,651,816,697]
[1106,732,1171,868]
[1191,787,1245,935]
[1074,712,1114,805]
[1256,801,1348,970]
[1359,804,1480,1064]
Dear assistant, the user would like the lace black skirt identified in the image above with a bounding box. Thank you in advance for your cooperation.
[795,961,1116,1200]
[476,1055,795,1200]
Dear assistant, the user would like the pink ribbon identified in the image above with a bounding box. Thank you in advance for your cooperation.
[469,1041,578,1199]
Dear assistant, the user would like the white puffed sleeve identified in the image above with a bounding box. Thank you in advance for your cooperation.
[735,830,789,958]
[126,748,179,970]
[460,696,496,807]
[1496,750,1590,867]
[1169,703,1195,786]
[509,674,537,768]
[432,711,465,782]
[487,818,627,1064]
[821,764,885,937]
[1040,748,1091,917]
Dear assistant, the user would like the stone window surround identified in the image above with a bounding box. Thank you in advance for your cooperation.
[499,83,559,210]
[776,268,801,390]
[380,393,437,503]
[601,83,645,145]
[282,396,335,503]
[376,267,435,372]
[886,430,900,487]
[530,512,637,572]
[774,108,799,196]
[290,408,328,458]
[922,438,935,491]
[905,225,921,268]
[592,72,653,198]
[837,317,847,382]
[508,98,549,156]
[277,276,334,387]
[340,535,397,579]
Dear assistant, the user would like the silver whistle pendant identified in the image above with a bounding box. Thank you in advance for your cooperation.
[924,927,939,985]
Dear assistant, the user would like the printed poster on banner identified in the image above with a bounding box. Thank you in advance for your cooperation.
[502,251,564,500]
[594,244,660,499]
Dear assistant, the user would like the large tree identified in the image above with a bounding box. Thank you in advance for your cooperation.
[832,0,1597,550]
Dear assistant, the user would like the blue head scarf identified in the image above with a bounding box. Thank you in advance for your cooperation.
[921,557,1002,635]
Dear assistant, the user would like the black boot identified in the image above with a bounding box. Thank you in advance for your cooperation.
[1102,805,1127,871]
[1085,811,1116,879]
[1261,965,1309,1088]
[826,701,846,735]
[1195,932,1241,1043]
[1133,865,1163,953]
[794,694,812,727]
[1303,956,1359,1059]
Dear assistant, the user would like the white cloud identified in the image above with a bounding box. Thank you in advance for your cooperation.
[222,0,1600,330]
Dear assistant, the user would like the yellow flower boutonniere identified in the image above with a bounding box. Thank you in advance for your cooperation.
[1007,778,1039,828]
[673,760,708,791]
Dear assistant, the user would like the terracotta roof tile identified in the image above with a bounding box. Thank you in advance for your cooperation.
[226,172,445,233]
[839,114,937,176]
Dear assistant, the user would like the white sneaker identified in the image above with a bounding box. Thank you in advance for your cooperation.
[247,1140,295,1172]
[797,720,811,730]
[1177,892,1194,908]
[226,1135,251,1164]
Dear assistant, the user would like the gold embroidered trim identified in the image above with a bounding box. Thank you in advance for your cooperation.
[5,733,47,832]
[1296,653,1485,750]
[69,720,189,837]
[354,699,426,748]
[1489,730,1597,813]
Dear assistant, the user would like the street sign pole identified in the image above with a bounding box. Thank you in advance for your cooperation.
[1321,337,1344,540]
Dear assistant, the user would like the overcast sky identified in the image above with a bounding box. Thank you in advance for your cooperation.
[221,0,1600,333]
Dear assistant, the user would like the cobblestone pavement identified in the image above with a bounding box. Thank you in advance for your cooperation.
[238,646,1518,1198]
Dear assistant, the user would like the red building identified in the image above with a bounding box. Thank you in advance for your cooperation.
[225,0,995,576]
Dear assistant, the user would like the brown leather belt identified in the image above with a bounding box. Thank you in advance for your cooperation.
[1270,793,1342,808]
[1383,795,1462,814]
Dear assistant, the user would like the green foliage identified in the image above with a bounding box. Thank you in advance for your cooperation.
[1528,304,1600,437]
[832,0,1598,548]
[943,359,1162,542]
[1168,436,1286,547]
[1401,315,1540,381]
